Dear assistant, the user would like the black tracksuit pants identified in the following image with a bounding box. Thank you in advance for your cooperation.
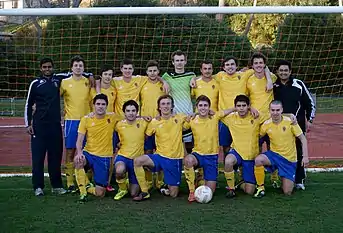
[295,119,306,184]
[31,122,63,190]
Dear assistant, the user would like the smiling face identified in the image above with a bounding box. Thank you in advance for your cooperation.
[277,65,292,82]
[196,100,210,117]
[40,62,53,77]
[252,58,265,74]
[200,63,213,79]
[121,64,134,79]
[124,105,137,122]
[223,59,237,75]
[71,61,84,76]
[146,66,159,81]
[158,97,173,116]
[270,102,283,122]
[101,69,113,85]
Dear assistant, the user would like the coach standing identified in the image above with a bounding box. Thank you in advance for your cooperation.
[25,58,68,196]
[273,60,316,191]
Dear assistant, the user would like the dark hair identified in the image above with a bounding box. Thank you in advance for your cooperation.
[171,50,187,60]
[200,60,213,69]
[93,93,108,105]
[250,52,267,65]
[120,58,134,69]
[222,56,239,69]
[234,95,250,106]
[196,95,211,107]
[270,100,283,108]
[100,65,114,78]
[146,60,160,70]
[157,94,174,115]
[122,100,139,113]
[276,60,292,71]
[70,55,85,68]
[40,58,54,67]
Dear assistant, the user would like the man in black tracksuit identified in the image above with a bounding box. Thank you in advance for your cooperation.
[273,60,316,190]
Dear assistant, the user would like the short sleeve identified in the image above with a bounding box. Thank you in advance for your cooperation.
[291,123,303,137]
[60,80,66,96]
[260,123,267,137]
[146,120,157,136]
[78,117,87,134]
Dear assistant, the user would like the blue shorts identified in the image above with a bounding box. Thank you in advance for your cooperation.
[219,121,232,147]
[228,149,256,184]
[192,153,218,181]
[263,150,297,182]
[144,135,156,151]
[148,154,182,186]
[114,155,138,184]
[83,151,112,187]
[64,120,80,149]
[259,135,270,147]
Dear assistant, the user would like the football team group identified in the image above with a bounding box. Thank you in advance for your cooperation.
[24,50,316,203]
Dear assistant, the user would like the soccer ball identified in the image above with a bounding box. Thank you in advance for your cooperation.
[194,185,213,204]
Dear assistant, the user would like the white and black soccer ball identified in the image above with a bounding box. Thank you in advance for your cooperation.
[194,185,213,204]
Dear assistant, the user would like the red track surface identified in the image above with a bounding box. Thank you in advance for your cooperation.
[0,114,342,166]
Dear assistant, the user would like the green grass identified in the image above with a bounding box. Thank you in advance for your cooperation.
[1,173,343,233]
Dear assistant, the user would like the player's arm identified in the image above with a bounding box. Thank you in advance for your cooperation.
[298,80,316,131]
[222,108,236,116]
[145,120,156,137]
[25,80,37,134]
[76,117,87,161]
[155,76,170,94]
[264,66,274,92]
[297,134,309,167]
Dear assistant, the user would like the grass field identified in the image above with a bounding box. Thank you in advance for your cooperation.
[1,173,343,233]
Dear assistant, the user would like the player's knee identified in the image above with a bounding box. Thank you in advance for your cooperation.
[184,156,195,168]
[224,155,235,170]
[169,187,179,198]
[134,157,144,167]
[96,187,106,197]
[244,184,256,195]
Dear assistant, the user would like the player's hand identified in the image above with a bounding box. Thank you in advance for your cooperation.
[188,113,198,121]
[162,81,170,94]
[26,126,34,135]
[87,112,95,118]
[239,67,249,73]
[75,154,85,164]
[190,78,197,88]
[142,116,152,122]
[208,110,215,116]
[302,156,309,167]
[306,121,312,132]
[289,114,298,125]
[250,107,259,119]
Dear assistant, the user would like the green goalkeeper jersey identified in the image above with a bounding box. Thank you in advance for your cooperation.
[162,71,196,115]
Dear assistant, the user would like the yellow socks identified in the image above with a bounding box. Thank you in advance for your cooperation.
[224,171,235,189]
[196,168,205,186]
[156,171,164,189]
[134,166,149,193]
[75,168,87,195]
[116,175,128,192]
[184,166,196,192]
[65,162,75,187]
[145,170,153,190]
[254,165,265,190]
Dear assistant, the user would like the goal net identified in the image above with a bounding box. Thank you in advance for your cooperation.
[0,4,342,163]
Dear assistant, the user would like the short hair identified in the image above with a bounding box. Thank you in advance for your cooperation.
[196,95,211,107]
[234,95,250,106]
[200,60,213,69]
[93,93,108,105]
[70,55,85,68]
[171,50,187,60]
[157,94,174,115]
[222,56,239,69]
[276,60,292,71]
[250,52,267,65]
[122,100,139,113]
[40,57,54,67]
[146,60,160,70]
[100,64,114,77]
[120,58,134,69]
[270,100,283,108]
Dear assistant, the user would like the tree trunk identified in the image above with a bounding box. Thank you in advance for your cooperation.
[215,0,225,22]
[242,0,257,36]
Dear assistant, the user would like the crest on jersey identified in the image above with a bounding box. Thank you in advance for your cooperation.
[174,119,178,124]
[283,126,286,131]
[107,119,111,124]
[251,120,254,124]
[137,123,140,128]
[134,83,138,87]
[212,85,215,89]
[238,75,241,80]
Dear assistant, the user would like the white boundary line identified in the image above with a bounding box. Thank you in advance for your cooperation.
[1,167,343,178]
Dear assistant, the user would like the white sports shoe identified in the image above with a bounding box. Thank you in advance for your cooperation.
[296,183,306,190]
[34,188,44,196]
[51,188,67,195]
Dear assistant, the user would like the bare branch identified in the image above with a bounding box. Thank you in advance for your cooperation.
[72,0,82,7]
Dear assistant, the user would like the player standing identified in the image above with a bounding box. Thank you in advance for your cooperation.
[113,100,148,200]
[74,94,122,202]
[254,100,309,197]
[133,95,187,201]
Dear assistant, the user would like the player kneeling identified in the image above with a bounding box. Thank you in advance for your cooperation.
[74,94,121,202]
[254,100,309,198]
[183,95,236,202]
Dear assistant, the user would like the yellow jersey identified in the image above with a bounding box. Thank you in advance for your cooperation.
[247,73,277,122]
[146,114,187,159]
[260,117,303,162]
[90,87,116,112]
[191,77,219,111]
[214,69,254,110]
[111,75,148,117]
[222,112,261,160]
[184,112,224,155]
[78,113,122,157]
[115,118,148,159]
[140,80,165,117]
[60,76,90,120]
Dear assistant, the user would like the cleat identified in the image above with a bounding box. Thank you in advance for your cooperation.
[106,185,115,192]
[78,194,88,203]
[86,183,95,190]
[272,180,281,189]
[225,188,236,198]
[133,192,150,201]
[114,189,128,200]
[254,187,266,198]
[295,183,305,191]
[34,188,44,196]
[188,192,196,202]
[159,184,170,196]
[66,185,79,194]
[51,188,67,195]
